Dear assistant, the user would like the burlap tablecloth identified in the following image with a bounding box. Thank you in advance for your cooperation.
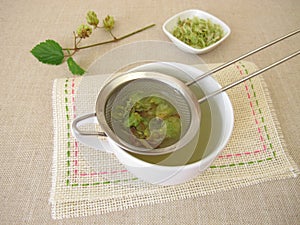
[1,0,299,224]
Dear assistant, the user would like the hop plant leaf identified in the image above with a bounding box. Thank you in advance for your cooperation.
[67,57,85,75]
[30,40,64,65]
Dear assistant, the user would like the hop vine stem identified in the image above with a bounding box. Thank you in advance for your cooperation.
[62,23,155,51]
[31,11,156,75]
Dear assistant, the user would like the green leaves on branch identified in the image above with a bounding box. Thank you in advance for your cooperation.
[67,57,85,75]
[30,40,64,65]
[30,39,85,75]
[30,11,155,75]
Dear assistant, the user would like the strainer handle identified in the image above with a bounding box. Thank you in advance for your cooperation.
[71,113,112,152]
[72,113,106,136]
[198,49,300,103]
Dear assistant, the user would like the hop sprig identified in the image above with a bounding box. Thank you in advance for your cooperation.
[30,10,155,75]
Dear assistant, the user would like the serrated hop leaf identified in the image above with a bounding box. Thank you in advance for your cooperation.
[103,15,115,31]
[76,24,92,38]
[67,57,85,75]
[86,11,99,28]
[30,39,64,65]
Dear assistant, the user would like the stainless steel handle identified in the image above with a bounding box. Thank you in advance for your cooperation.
[198,49,300,103]
[72,113,106,136]
[186,29,300,87]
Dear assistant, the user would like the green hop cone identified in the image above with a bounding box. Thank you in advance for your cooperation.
[86,11,99,28]
[76,24,92,38]
[103,15,115,31]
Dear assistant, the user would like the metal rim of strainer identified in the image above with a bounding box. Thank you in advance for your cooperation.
[95,71,201,155]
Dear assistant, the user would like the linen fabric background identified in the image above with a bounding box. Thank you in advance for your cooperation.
[0,0,299,224]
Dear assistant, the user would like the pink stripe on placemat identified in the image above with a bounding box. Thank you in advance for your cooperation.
[62,78,133,187]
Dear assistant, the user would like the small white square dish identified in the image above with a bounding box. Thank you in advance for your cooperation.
[162,9,231,54]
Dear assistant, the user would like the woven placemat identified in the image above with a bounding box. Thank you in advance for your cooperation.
[50,61,299,219]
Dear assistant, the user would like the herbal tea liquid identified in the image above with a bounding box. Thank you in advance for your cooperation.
[129,87,212,166]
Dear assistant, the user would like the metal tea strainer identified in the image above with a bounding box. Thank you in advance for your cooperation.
[95,71,201,155]
[72,29,299,155]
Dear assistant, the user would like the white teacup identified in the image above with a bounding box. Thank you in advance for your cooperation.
[71,62,234,185]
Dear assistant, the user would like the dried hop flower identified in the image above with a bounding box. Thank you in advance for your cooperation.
[103,15,115,31]
[86,11,99,27]
[76,24,92,38]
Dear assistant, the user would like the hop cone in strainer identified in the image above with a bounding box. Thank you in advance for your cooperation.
[96,72,201,155]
